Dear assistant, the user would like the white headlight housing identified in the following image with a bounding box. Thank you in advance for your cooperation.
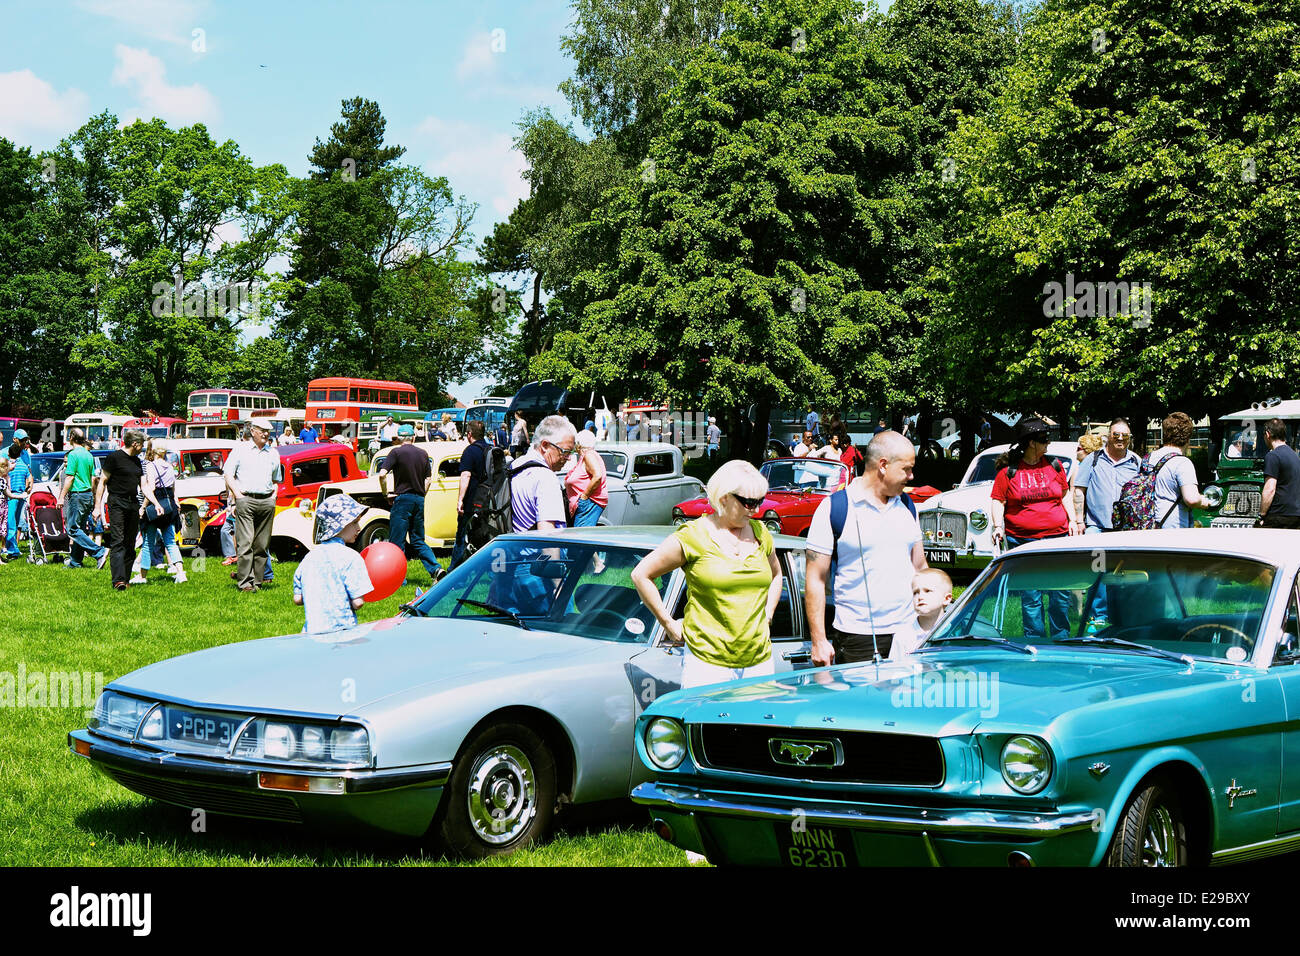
[645,718,687,770]
[1001,735,1052,794]
[1204,484,1224,509]
[264,723,294,760]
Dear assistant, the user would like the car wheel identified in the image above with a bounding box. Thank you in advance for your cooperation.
[357,520,389,549]
[1106,779,1188,867]
[435,721,557,859]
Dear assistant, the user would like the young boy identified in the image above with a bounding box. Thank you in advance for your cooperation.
[890,568,954,660]
[292,494,374,634]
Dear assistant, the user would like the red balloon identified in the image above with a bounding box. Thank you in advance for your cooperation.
[360,541,407,603]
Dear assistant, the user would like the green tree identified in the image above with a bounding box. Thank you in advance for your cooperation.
[926,0,1300,440]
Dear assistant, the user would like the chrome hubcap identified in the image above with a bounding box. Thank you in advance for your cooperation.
[467,745,536,845]
[1141,803,1178,866]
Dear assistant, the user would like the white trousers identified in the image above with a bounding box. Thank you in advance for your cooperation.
[681,649,775,689]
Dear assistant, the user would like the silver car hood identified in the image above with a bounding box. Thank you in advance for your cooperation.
[110,616,619,717]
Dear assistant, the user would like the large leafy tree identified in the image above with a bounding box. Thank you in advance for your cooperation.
[926,0,1300,442]
[536,0,918,459]
[279,99,488,405]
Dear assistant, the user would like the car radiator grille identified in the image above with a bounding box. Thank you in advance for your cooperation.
[696,725,944,786]
[919,510,967,548]
[180,509,201,544]
[104,767,303,823]
[1225,486,1262,517]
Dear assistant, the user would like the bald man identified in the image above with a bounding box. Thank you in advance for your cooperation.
[804,430,928,664]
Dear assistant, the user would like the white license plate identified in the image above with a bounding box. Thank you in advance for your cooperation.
[924,547,956,565]
[1211,518,1256,528]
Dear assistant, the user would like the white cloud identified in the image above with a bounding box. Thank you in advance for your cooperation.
[0,70,90,146]
[77,0,207,48]
[112,44,220,126]
[414,115,528,219]
[455,30,501,82]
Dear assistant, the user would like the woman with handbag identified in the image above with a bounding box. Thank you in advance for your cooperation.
[131,439,187,584]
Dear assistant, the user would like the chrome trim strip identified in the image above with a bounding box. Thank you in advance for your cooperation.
[631,781,1096,837]
[1210,832,1300,865]
[69,730,449,795]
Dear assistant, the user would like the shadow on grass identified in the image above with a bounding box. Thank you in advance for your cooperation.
[75,797,653,865]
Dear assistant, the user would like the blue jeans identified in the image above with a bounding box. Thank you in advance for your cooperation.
[64,491,106,563]
[572,498,604,527]
[450,512,470,570]
[141,514,182,570]
[1005,534,1071,641]
[389,492,440,578]
[1083,525,1108,621]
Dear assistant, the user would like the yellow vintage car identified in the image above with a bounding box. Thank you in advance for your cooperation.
[298,440,469,550]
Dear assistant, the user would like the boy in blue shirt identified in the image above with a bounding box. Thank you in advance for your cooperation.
[292,494,374,634]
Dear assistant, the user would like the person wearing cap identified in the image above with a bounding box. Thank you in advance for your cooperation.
[378,423,442,582]
[222,420,283,592]
[706,417,721,458]
[293,493,374,634]
[990,418,1078,641]
[380,415,398,447]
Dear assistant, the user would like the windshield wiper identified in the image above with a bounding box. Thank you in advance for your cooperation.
[399,600,427,618]
[919,634,1036,655]
[1055,636,1191,666]
[455,598,532,630]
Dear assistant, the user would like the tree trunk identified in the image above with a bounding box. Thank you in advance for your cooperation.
[747,397,771,465]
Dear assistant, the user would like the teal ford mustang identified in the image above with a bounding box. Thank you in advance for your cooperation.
[633,529,1300,866]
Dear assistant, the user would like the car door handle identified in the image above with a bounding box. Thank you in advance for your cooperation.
[782,650,811,663]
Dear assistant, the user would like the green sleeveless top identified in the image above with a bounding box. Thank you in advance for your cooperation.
[673,518,774,668]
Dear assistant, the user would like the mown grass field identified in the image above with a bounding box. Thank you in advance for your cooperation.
[0,552,684,867]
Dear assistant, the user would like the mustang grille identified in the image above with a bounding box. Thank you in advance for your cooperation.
[1224,486,1262,517]
[920,510,967,548]
[696,725,944,786]
[104,768,303,823]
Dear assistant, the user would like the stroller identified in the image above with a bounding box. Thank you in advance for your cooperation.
[25,490,71,564]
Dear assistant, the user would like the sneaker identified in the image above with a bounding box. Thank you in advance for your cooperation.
[95,551,109,570]
[113,582,127,591]
[129,574,147,585]
[174,570,188,584]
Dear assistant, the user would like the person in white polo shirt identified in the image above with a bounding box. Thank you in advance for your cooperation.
[222,421,283,592]
[805,430,927,664]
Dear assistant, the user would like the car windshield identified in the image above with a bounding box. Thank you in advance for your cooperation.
[761,458,846,491]
[179,451,226,477]
[966,452,1072,484]
[1219,420,1296,461]
[928,549,1276,662]
[410,539,670,643]
[29,456,64,483]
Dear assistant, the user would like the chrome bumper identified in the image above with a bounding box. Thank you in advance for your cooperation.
[69,729,451,795]
[632,782,1098,837]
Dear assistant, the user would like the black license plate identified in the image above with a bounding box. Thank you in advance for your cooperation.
[774,823,858,867]
[164,708,242,748]
[924,547,956,566]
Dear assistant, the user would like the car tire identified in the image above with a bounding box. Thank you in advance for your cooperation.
[357,520,389,549]
[435,721,557,859]
[1106,778,1188,867]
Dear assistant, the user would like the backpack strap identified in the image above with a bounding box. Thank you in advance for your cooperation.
[1151,452,1189,527]
[829,487,848,567]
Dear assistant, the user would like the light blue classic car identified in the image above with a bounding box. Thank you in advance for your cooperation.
[69,527,813,858]
[633,529,1300,867]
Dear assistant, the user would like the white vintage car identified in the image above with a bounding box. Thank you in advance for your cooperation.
[582,441,705,526]
[916,440,1079,573]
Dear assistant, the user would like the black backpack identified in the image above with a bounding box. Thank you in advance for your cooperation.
[465,452,552,553]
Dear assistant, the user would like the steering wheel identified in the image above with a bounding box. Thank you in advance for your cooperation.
[1176,622,1252,646]
[577,608,637,632]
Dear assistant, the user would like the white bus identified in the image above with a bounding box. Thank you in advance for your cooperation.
[63,412,133,450]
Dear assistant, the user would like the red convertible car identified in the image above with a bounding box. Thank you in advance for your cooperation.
[671,457,849,536]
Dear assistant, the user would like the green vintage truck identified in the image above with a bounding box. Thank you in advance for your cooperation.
[1195,399,1300,527]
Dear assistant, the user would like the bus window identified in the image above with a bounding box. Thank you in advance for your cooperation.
[210,394,228,407]
[349,388,359,401]
[189,394,207,407]
[329,389,347,401]
[308,389,326,401]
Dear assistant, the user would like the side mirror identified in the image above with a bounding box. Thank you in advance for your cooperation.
[628,473,639,483]
[1275,629,1299,663]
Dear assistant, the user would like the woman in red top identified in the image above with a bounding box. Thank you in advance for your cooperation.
[989,419,1078,641]
[564,429,608,526]
[837,428,864,476]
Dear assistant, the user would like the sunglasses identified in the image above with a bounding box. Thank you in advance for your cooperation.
[731,493,764,509]
[547,442,578,457]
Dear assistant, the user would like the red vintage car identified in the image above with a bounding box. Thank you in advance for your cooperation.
[671,457,850,536]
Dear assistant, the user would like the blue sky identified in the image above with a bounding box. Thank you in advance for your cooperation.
[0,0,584,401]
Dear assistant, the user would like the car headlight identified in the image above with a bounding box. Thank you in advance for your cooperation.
[645,718,687,770]
[298,498,312,514]
[969,509,988,531]
[671,507,687,526]
[92,691,154,737]
[762,509,782,533]
[300,726,326,759]
[196,500,210,517]
[264,723,294,759]
[1203,484,1224,509]
[1001,735,1052,794]
[232,719,371,766]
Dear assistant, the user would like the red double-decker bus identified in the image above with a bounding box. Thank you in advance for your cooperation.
[305,377,419,441]
[187,389,281,424]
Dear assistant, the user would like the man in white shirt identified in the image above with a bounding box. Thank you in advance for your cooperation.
[380,416,398,446]
[222,421,283,591]
[792,431,814,458]
[805,431,927,664]
[510,416,573,533]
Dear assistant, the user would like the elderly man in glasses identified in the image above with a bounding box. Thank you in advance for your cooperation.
[510,415,577,533]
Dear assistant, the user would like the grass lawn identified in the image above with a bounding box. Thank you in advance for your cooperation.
[0,552,684,867]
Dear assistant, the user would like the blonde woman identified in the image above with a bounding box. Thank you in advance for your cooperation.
[632,459,783,688]
[131,439,187,584]
[440,413,460,442]
[565,429,608,526]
